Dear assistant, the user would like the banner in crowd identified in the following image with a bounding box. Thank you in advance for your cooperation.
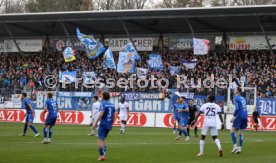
[229,36,276,50]
[193,38,210,55]
[169,66,179,75]
[117,52,136,73]
[136,68,148,79]
[82,71,97,85]
[63,47,76,62]
[147,54,163,71]
[0,39,42,52]
[52,38,85,52]
[257,98,276,115]
[57,92,93,97]
[120,92,141,101]
[169,36,215,51]
[180,59,197,69]
[58,71,77,83]
[103,48,116,69]
[109,38,153,51]
[76,28,106,59]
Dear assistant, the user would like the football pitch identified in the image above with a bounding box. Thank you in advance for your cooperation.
[0,123,276,163]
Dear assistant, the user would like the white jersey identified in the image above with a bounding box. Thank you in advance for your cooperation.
[118,102,129,121]
[200,102,222,127]
[92,101,101,119]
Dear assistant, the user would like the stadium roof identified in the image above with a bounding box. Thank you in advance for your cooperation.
[1,5,276,38]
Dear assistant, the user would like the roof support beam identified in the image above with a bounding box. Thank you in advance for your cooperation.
[120,19,138,52]
[185,18,195,37]
[256,15,274,55]
[8,23,47,36]
[2,22,22,53]
[59,20,75,49]
[125,20,161,34]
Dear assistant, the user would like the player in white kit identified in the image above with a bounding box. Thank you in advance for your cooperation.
[117,97,129,134]
[194,95,224,157]
[89,96,101,136]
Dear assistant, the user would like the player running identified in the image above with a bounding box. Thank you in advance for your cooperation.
[92,92,116,161]
[41,93,59,144]
[20,93,39,137]
[175,96,190,141]
[187,99,198,137]
[231,87,248,154]
[89,96,101,136]
[117,97,129,134]
[194,95,224,157]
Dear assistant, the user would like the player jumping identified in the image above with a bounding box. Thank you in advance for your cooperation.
[20,93,39,137]
[187,99,198,137]
[194,95,224,157]
[89,96,101,136]
[117,97,129,134]
[92,92,116,161]
[175,96,190,141]
[41,93,59,144]
[230,87,248,154]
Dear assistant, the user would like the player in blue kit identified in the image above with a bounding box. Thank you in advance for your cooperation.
[172,98,180,134]
[92,92,116,161]
[20,93,39,137]
[41,93,59,144]
[175,96,190,141]
[231,87,248,154]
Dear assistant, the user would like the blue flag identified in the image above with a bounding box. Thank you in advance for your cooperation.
[103,48,116,69]
[147,54,163,71]
[117,52,136,73]
[124,42,141,61]
[169,66,179,75]
[76,28,106,59]
[59,71,77,83]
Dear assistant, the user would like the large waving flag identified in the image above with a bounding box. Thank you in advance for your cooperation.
[193,38,210,55]
[76,28,106,59]
[103,48,116,69]
[124,42,141,61]
[117,52,136,73]
[63,47,76,62]
[147,54,163,71]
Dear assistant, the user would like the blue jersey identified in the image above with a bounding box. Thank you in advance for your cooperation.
[22,98,33,114]
[233,95,248,119]
[173,104,179,115]
[44,98,58,117]
[99,100,116,130]
[176,103,189,119]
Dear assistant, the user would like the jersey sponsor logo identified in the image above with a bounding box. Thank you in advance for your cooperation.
[40,111,84,124]
[113,112,147,126]
[0,109,25,122]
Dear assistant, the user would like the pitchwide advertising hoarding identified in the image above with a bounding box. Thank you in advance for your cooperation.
[0,39,42,52]
[229,36,276,50]
[109,38,153,51]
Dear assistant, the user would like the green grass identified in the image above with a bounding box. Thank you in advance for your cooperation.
[0,123,276,163]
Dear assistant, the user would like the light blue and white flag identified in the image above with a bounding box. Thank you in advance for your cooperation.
[169,66,179,75]
[136,68,148,79]
[103,48,116,69]
[76,28,106,59]
[59,71,77,83]
[82,72,97,84]
[117,52,136,73]
[193,38,210,55]
[180,59,197,69]
[124,42,141,61]
[147,54,163,71]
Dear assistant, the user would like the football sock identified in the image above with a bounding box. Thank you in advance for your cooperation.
[49,128,53,138]
[231,132,237,145]
[194,127,198,135]
[215,139,222,150]
[239,134,243,147]
[178,128,182,136]
[29,125,38,134]
[23,124,28,134]
[43,127,47,138]
[187,127,190,136]
[200,140,205,154]
[183,129,188,137]
[103,145,107,154]
[99,148,104,156]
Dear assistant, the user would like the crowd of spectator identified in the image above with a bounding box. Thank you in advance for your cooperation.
[0,49,275,98]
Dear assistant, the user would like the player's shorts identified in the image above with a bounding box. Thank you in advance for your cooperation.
[45,115,57,126]
[98,127,110,140]
[201,126,218,136]
[253,118,259,124]
[180,118,189,127]
[233,116,248,130]
[188,117,195,126]
[119,114,128,121]
[25,114,34,123]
